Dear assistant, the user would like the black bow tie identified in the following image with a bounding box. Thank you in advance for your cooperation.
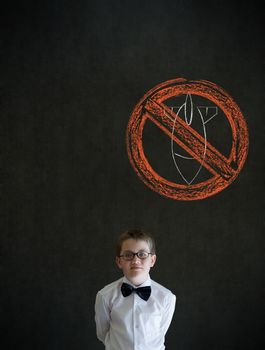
[121,282,151,301]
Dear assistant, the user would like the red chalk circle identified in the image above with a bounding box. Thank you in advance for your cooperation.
[126,78,249,200]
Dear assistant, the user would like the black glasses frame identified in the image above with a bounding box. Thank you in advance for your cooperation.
[119,251,152,260]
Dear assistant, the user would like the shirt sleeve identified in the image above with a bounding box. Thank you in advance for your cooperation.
[94,291,111,344]
[161,292,176,335]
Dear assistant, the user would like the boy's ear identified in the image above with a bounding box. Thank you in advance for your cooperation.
[150,254,157,267]
[116,256,122,269]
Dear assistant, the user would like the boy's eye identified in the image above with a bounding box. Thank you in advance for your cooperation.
[123,252,134,259]
[137,251,149,259]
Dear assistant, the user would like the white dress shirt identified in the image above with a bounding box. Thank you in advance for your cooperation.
[95,275,176,350]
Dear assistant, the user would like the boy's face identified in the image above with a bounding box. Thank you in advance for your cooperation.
[116,238,156,286]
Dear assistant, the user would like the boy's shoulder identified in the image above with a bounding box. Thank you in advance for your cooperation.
[151,278,176,299]
[97,277,123,298]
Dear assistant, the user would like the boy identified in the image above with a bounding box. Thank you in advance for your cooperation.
[95,229,176,350]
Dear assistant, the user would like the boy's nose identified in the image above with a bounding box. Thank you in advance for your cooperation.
[132,255,141,262]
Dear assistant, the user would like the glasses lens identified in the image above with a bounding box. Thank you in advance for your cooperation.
[137,251,149,259]
[123,252,134,260]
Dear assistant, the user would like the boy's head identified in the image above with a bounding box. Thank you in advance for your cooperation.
[116,229,156,257]
[116,229,157,286]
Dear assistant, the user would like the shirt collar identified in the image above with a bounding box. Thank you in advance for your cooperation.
[122,275,151,288]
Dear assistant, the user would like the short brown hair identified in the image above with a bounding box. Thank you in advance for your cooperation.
[116,229,156,257]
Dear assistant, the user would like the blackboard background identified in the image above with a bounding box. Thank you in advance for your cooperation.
[2,1,264,349]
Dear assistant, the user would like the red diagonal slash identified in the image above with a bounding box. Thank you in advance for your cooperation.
[144,98,236,180]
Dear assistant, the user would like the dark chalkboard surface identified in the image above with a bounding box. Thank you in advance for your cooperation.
[2,1,264,349]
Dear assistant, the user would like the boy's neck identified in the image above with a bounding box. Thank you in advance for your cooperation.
[124,274,151,287]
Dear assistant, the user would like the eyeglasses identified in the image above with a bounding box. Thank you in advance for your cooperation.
[119,250,152,261]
